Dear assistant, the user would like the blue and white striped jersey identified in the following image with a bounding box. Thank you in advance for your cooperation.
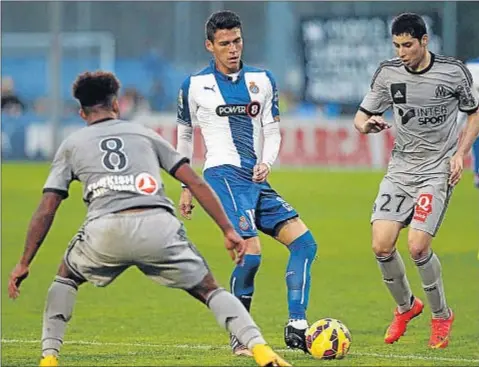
[177,60,280,171]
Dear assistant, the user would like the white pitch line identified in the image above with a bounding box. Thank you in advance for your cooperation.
[2,338,479,364]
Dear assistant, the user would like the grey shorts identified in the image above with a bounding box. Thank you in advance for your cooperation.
[64,208,209,289]
[370,176,453,236]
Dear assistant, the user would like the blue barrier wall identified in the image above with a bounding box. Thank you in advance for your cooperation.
[2,113,84,160]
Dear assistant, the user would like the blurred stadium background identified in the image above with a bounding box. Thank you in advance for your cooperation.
[2,2,478,366]
[2,0,479,165]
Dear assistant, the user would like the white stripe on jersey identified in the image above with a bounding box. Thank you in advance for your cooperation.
[189,74,241,170]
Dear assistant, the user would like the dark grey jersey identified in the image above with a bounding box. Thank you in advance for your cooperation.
[360,53,479,184]
[43,119,188,220]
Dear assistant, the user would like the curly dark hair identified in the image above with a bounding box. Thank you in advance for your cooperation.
[72,71,121,113]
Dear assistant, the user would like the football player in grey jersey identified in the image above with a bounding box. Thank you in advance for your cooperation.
[7,71,290,367]
[354,13,479,349]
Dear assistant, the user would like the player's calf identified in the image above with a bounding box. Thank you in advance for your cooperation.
[282,230,316,352]
[230,253,261,312]
[228,246,261,355]
[188,273,264,357]
[42,275,79,359]
[206,288,266,348]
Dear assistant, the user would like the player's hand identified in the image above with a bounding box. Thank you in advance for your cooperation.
[449,152,464,186]
[8,263,29,299]
[363,116,391,134]
[179,188,195,219]
[252,163,270,183]
[224,229,246,264]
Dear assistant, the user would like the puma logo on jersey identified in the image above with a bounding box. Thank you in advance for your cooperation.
[203,85,216,92]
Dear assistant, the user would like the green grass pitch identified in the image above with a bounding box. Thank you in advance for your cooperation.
[2,163,478,366]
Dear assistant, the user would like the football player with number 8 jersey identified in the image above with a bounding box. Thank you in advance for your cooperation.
[7,71,290,367]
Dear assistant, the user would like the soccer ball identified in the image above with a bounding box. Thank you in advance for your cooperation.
[305,318,352,360]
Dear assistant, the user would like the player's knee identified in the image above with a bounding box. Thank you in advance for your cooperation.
[371,240,396,258]
[242,253,262,271]
[407,228,433,259]
[275,217,308,245]
[408,243,430,261]
[407,233,432,261]
[245,237,261,255]
[288,230,317,260]
[57,260,86,286]
[187,272,220,304]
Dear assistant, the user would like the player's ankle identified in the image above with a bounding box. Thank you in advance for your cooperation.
[287,319,308,329]
[398,295,415,314]
[42,350,59,358]
[247,337,268,351]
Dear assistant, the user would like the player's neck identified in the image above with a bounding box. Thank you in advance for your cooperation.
[410,50,431,72]
[86,112,117,126]
[214,60,241,75]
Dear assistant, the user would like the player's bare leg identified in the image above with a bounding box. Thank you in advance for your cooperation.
[408,228,454,348]
[40,261,85,366]
[275,218,317,352]
[187,272,290,366]
[372,220,423,344]
[228,237,261,356]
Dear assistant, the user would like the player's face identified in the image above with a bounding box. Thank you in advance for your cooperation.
[393,33,428,70]
[206,27,243,74]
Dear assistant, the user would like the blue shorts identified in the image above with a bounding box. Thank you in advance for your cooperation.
[204,165,298,238]
[473,137,479,174]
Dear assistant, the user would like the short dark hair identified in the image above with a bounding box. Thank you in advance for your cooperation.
[205,10,242,42]
[391,13,427,40]
[72,71,120,113]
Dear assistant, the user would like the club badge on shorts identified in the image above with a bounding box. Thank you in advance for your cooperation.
[239,216,250,231]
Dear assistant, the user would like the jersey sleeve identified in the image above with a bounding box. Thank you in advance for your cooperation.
[177,76,197,127]
[359,64,393,115]
[146,128,189,176]
[456,63,479,114]
[261,70,280,125]
[42,139,74,199]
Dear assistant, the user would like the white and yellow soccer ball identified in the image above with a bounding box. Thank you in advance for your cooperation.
[305,318,352,360]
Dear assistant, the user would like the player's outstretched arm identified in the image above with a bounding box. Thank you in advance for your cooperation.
[8,192,63,299]
[173,162,245,263]
[354,110,391,134]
